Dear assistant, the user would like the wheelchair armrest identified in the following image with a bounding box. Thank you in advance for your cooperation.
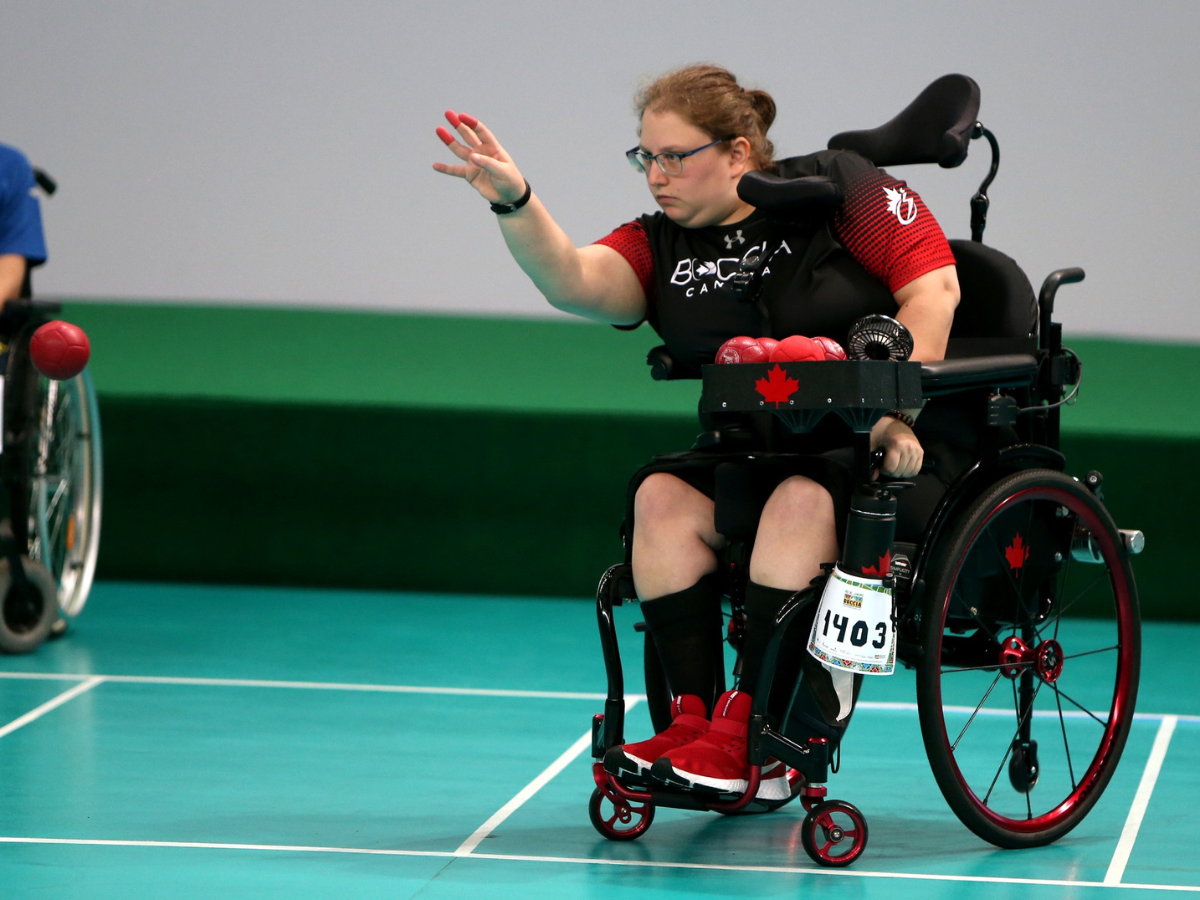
[736,171,844,214]
[647,345,700,381]
[920,354,1038,395]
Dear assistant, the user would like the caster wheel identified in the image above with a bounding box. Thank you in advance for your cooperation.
[0,557,59,654]
[801,800,868,867]
[588,787,654,841]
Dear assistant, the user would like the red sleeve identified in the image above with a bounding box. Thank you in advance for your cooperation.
[833,171,956,293]
[594,220,655,303]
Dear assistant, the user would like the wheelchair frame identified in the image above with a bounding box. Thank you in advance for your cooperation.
[0,304,103,654]
[587,75,1143,866]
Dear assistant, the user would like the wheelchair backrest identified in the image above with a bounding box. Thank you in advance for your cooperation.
[945,240,1037,357]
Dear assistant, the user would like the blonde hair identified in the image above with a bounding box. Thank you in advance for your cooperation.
[635,64,776,170]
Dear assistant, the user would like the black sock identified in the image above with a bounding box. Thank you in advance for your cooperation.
[640,574,725,715]
[739,581,808,720]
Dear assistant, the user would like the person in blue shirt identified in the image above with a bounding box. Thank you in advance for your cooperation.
[0,143,48,304]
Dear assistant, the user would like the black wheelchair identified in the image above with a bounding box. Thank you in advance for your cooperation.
[0,169,102,654]
[588,75,1143,867]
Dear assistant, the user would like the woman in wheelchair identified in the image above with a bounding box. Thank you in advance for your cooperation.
[435,65,961,799]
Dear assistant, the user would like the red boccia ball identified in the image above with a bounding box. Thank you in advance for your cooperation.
[812,336,847,360]
[716,335,770,364]
[756,337,779,357]
[769,334,825,363]
[30,320,91,380]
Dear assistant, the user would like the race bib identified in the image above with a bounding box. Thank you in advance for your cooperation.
[807,566,896,676]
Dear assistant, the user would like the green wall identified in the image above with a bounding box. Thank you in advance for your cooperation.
[66,304,1200,618]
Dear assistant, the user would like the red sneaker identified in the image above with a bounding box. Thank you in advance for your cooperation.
[651,689,790,801]
[603,694,709,777]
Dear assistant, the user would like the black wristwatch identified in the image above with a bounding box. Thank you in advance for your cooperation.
[490,180,532,215]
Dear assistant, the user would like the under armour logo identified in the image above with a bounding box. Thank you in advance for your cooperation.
[883,186,917,225]
[724,229,745,249]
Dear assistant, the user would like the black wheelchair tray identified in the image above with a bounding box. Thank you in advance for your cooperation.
[699,360,924,434]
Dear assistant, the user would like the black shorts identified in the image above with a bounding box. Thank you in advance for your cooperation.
[624,433,972,554]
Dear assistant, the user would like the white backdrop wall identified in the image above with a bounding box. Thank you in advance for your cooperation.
[2,0,1196,340]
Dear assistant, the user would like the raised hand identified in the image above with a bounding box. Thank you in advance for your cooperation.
[433,110,527,205]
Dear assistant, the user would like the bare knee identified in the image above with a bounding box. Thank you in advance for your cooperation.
[634,473,714,536]
[750,476,839,589]
[759,475,835,530]
[632,473,721,599]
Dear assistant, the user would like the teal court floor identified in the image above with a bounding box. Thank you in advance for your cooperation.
[1,583,1198,899]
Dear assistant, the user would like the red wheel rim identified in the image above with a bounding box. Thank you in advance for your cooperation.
[931,483,1136,834]
[808,804,866,864]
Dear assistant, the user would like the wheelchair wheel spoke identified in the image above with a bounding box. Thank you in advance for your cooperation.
[1061,645,1119,662]
[1051,685,1108,728]
[951,671,1003,751]
[1055,685,1078,791]
[1050,544,1073,641]
[981,679,1042,807]
[941,660,1033,675]
[980,519,1035,635]
[1037,569,1110,639]
[950,583,1001,644]
[1015,501,1037,625]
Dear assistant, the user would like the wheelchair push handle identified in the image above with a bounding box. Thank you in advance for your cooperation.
[1038,267,1085,344]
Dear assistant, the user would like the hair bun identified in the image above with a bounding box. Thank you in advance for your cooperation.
[747,89,777,130]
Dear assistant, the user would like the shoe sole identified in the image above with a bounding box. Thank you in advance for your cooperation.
[603,746,654,778]
[651,758,790,801]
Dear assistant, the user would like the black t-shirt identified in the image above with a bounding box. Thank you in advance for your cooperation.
[597,150,956,375]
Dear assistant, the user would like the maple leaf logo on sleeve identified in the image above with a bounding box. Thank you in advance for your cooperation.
[1004,534,1031,570]
[755,364,799,407]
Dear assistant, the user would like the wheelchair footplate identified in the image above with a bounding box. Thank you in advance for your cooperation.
[590,567,871,866]
[589,715,868,866]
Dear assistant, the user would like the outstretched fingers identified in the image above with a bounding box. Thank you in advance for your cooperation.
[434,108,525,200]
[444,109,484,151]
[432,160,470,178]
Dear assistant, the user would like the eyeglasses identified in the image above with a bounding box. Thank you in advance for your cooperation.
[625,136,735,176]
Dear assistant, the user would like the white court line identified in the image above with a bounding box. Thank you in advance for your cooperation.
[1105,715,1179,885]
[454,698,640,856]
[1,836,1198,892]
[1,670,1197,722]
[0,836,451,858]
[0,671,617,701]
[0,676,104,740]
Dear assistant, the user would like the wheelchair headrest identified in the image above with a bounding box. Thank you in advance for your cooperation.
[827,74,981,169]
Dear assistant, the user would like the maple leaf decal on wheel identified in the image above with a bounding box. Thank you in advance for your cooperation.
[1005,533,1031,570]
[863,549,893,577]
[755,364,799,407]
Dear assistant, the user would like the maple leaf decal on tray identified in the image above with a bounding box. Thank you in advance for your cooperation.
[1005,533,1032,571]
[755,364,800,407]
